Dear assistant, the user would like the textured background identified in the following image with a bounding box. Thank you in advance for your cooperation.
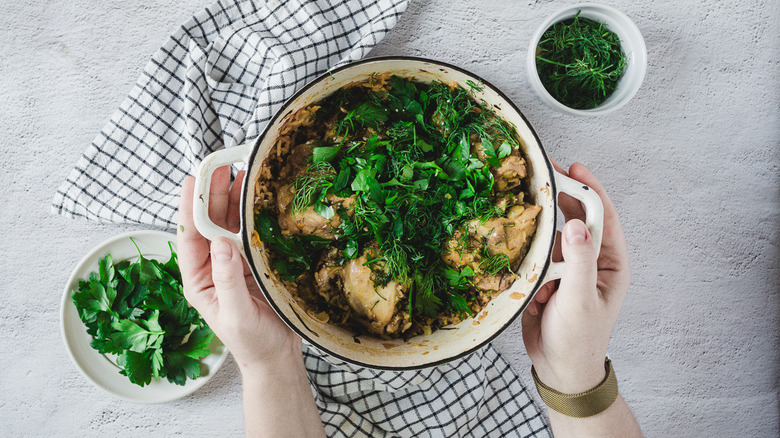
[1,0,778,436]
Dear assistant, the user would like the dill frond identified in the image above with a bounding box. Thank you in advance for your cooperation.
[535,11,627,109]
[479,253,511,276]
[292,162,336,214]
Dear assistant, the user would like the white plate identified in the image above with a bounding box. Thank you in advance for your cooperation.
[60,230,228,403]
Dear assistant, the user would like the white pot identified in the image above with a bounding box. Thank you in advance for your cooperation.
[192,57,604,370]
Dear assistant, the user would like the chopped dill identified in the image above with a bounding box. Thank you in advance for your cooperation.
[479,253,511,276]
[535,11,627,109]
[292,162,335,214]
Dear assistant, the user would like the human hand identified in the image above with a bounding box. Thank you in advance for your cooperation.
[177,166,300,375]
[521,162,631,393]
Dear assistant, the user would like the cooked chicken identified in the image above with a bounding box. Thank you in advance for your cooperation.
[470,135,527,191]
[276,184,355,239]
[492,155,527,191]
[341,251,404,334]
[442,203,541,291]
[477,204,541,267]
[472,271,517,291]
[277,141,317,185]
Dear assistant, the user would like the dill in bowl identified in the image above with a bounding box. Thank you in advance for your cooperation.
[252,75,540,338]
[535,11,627,109]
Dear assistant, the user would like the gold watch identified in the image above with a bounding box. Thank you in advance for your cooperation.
[531,358,619,418]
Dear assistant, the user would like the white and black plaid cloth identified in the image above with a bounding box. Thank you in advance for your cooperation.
[52,1,551,436]
[304,343,549,437]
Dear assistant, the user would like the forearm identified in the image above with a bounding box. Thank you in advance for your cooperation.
[241,347,325,438]
[533,359,642,438]
[547,394,642,438]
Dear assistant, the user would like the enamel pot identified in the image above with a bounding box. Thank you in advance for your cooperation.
[192,56,604,370]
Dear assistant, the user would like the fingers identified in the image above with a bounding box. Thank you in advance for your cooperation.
[209,166,232,229]
[521,299,542,350]
[552,230,563,263]
[558,192,586,223]
[226,170,252,277]
[528,282,554,317]
[556,219,598,304]
[177,177,211,282]
[227,170,246,234]
[534,281,555,304]
[210,238,252,313]
[549,157,568,176]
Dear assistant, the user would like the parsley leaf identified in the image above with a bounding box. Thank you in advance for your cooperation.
[178,326,215,360]
[312,145,341,164]
[164,351,201,386]
[255,210,312,280]
[71,239,214,387]
[345,240,359,259]
[353,102,389,127]
[497,141,512,159]
[117,350,154,387]
[448,292,473,317]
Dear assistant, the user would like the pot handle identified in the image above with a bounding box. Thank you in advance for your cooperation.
[542,171,605,283]
[192,143,253,255]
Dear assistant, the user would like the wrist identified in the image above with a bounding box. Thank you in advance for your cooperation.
[531,357,606,394]
[236,338,304,381]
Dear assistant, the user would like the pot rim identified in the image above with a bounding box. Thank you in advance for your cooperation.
[239,55,558,370]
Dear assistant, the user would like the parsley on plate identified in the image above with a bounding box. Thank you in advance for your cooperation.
[71,238,213,387]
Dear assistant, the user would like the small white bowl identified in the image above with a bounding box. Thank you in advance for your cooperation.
[60,230,227,403]
[527,3,647,116]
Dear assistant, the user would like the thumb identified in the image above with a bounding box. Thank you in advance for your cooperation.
[557,219,598,301]
[210,238,251,313]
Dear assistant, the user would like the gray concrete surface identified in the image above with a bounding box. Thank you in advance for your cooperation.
[1,0,777,436]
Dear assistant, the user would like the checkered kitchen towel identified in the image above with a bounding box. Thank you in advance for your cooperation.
[304,343,549,437]
[52,0,550,436]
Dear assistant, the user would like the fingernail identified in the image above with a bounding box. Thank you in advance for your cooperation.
[565,220,587,244]
[211,239,233,261]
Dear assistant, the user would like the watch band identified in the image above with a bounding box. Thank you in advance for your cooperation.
[531,358,619,418]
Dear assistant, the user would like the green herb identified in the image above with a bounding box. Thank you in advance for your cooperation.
[412,266,443,317]
[255,210,312,281]
[535,11,627,109]
[312,146,341,164]
[447,292,473,316]
[479,252,511,276]
[292,162,336,214]
[256,76,525,319]
[71,239,213,387]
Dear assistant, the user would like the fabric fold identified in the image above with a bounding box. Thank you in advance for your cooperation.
[52,0,409,227]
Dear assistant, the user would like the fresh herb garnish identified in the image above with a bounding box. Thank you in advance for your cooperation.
[535,11,627,109]
[71,239,213,387]
[257,76,524,320]
[255,210,315,281]
[292,162,336,215]
[479,252,511,276]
